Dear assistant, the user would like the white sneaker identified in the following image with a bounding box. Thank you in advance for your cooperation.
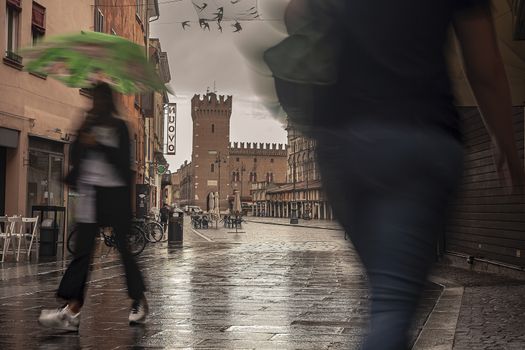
[38,305,80,332]
[129,298,148,324]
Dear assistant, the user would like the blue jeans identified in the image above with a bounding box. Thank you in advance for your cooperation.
[314,123,463,349]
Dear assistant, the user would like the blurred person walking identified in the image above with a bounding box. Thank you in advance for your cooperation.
[160,202,171,233]
[38,83,148,331]
[266,0,524,348]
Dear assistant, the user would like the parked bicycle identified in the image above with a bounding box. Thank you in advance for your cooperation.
[67,224,146,257]
[133,215,164,243]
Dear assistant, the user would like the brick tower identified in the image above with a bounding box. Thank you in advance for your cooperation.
[191,93,233,210]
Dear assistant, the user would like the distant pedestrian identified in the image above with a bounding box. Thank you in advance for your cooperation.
[159,202,171,230]
[266,1,524,349]
[38,83,148,331]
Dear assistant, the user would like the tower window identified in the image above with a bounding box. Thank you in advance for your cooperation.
[211,163,215,173]
[211,124,215,133]
[270,158,274,163]
[254,158,257,163]
[236,157,239,162]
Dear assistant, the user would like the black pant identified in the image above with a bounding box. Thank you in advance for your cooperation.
[57,187,146,306]
[314,123,463,349]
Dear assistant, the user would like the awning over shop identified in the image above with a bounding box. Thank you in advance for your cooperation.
[0,127,19,148]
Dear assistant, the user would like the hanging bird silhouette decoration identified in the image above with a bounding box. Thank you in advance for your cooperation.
[200,19,210,30]
[232,21,242,32]
[193,2,208,12]
[182,21,191,30]
[213,7,224,22]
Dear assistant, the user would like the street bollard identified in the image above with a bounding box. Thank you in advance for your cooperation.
[168,211,184,243]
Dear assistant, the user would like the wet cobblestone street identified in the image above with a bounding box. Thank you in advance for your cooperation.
[0,219,440,349]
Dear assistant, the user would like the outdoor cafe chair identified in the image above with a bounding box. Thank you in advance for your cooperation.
[0,216,17,263]
[9,216,39,261]
[22,216,39,260]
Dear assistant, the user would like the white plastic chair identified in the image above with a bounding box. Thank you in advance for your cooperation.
[0,216,16,262]
[11,216,39,261]
[1,216,19,262]
[8,216,23,261]
[22,216,39,259]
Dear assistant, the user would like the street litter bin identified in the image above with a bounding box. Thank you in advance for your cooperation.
[40,218,59,257]
[168,209,184,243]
[32,206,65,258]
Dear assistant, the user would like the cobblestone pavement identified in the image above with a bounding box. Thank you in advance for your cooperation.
[430,264,525,350]
[0,218,441,349]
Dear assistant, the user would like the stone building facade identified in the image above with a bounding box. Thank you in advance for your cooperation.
[1,0,93,224]
[94,1,160,219]
[229,141,287,203]
[175,92,288,212]
[142,37,170,213]
[0,0,160,233]
[251,122,333,220]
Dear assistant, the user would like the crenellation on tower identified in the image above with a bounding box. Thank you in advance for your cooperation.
[191,93,233,120]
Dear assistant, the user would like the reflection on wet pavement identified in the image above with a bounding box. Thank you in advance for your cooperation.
[0,221,440,349]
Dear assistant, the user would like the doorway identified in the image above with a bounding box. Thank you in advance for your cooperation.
[0,147,6,216]
[26,138,65,216]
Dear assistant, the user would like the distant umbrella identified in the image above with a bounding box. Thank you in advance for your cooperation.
[207,192,215,212]
[233,190,242,214]
[214,192,220,215]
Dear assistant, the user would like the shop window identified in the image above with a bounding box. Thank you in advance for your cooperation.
[26,137,64,216]
[5,1,21,64]
[31,2,45,45]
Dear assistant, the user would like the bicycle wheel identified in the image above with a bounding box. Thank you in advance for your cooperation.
[127,225,147,256]
[66,227,79,255]
[145,221,164,242]
[142,223,155,243]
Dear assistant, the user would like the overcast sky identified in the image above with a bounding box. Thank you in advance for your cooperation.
[151,0,291,171]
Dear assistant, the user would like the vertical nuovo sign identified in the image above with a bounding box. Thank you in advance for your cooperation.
[166,103,176,155]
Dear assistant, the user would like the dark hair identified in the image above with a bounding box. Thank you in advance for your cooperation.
[91,83,117,117]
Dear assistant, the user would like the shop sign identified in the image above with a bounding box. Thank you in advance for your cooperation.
[166,103,176,155]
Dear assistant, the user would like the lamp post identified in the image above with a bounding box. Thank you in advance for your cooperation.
[215,152,227,213]
[240,162,246,201]
[289,156,299,224]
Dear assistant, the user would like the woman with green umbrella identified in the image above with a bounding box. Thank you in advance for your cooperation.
[38,83,148,331]
[27,32,168,331]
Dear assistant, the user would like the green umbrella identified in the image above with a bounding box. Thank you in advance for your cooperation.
[22,31,168,94]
